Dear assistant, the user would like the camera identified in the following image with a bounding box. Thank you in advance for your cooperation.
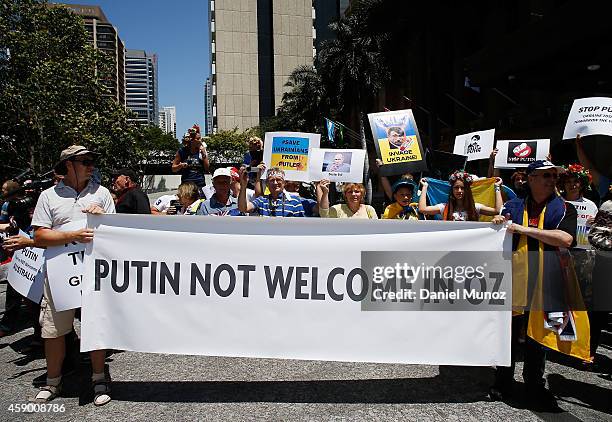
[168,199,183,215]
[1,170,54,231]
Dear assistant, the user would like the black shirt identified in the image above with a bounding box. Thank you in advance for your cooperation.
[116,187,151,214]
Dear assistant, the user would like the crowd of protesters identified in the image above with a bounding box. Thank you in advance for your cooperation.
[0,129,611,411]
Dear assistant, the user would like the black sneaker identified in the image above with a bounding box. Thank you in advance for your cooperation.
[489,382,512,402]
[525,385,561,412]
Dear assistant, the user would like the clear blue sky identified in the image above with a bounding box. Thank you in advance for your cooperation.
[56,0,210,138]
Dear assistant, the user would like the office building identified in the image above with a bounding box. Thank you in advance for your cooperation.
[159,106,177,138]
[64,4,125,105]
[204,77,213,135]
[209,0,316,132]
[125,49,159,124]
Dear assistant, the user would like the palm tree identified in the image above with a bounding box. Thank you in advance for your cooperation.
[276,65,326,133]
[317,0,390,202]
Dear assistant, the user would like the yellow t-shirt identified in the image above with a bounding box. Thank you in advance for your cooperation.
[319,204,378,219]
[382,202,420,220]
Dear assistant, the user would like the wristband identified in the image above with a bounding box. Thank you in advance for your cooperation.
[494,186,501,192]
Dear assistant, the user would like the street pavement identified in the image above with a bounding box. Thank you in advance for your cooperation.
[0,281,610,421]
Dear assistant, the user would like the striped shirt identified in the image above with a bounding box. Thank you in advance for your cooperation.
[251,192,305,217]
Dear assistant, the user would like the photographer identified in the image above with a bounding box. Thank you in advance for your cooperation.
[1,179,33,338]
[171,124,210,194]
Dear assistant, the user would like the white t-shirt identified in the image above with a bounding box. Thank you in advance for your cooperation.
[152,194,178,213]
[31,181,115,229]
[435,202,483,221]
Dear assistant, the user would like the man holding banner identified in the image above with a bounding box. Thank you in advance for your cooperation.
[490,160,587,411]
[30,145,115,406]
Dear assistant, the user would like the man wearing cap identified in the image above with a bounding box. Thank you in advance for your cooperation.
[238,167,305,217]
[112,168,151,214]
[197,168,240,216]
[382,178,420,220]
[491,160,578,410]
[30,145,115,406]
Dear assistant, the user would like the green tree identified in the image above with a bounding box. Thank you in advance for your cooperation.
[316,0,390,201]
[0,0,148,181]
[205,128,251,167]
[275,65,327,134]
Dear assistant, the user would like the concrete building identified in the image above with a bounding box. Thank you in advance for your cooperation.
[125,49,159,124]
[158,106,177,138]
[204,77,213,135]
[63,4,125,105]
[209,0,316,132]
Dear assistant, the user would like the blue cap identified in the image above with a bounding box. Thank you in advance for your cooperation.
[391,178,417,193]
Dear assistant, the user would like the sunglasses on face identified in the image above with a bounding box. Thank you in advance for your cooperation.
[71,158,95,166]
[534,172,557,180]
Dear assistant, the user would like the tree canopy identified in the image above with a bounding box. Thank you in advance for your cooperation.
[0,0,168,182]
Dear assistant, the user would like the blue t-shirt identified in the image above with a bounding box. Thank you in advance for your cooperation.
[197,195,240,216]
[177,147,206,187]
[251,193,305,217]
[300,197,317,217]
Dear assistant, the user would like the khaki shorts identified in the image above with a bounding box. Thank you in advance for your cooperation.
[39,279,75,339]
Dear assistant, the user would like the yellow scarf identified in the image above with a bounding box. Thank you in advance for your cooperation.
[514,206,591,361]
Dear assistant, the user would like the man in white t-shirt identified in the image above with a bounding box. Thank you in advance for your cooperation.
[30,145,115,406]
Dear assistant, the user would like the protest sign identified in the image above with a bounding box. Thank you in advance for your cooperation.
[568,200,599,249]
[262,132,320,182]
[368,109,427,176]
[563,97,612,139]
[309,148,365,182]
[6,230,44,302]
[494,139,550,168]
[82,214,511,366]
[453,129,495,161]
[44,220,86,311]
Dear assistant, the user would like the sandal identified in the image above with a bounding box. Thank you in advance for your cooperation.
[92,379,112,406]
[30,384,62,403]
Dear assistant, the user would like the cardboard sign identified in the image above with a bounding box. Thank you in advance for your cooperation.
[563,97,612,139]
[262,132,320,182]
[368,109,427,176]
[453,129,495,161]
[6,230,45,303]
[494,139,550,168]
[568,199,599,249]
[309,148,365,182]
[44,221,86,311]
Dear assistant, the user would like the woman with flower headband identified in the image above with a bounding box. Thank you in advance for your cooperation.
[418,170,503,221]
[558,164,598,365]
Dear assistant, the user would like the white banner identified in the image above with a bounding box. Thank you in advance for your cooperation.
[262,131,320,182]
[453,129,495,161]
[7,230,45,303]
[494,139,550,168]
[309,148,365,182]
[568,200,599,249]
[563,97,612,139]
[44,221,86,311]
[82,215,512,366]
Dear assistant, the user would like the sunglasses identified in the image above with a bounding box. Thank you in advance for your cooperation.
[71,158,95,166]
[534,172,558,180]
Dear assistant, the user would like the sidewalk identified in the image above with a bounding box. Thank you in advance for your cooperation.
[0,281,609,421]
